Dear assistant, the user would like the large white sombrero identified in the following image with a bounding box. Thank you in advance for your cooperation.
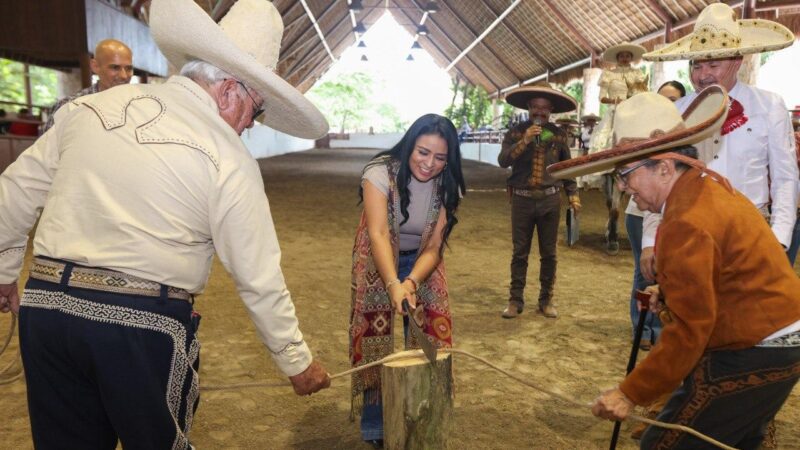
[602,42,647,63]
[643,3,794,62]
[505,81,577,113]
[150,0,328,139]
[547,86,729,179]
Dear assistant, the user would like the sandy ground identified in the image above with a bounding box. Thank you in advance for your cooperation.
[1,147,798,449]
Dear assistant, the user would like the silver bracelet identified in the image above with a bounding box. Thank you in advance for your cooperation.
[385,279,401,289]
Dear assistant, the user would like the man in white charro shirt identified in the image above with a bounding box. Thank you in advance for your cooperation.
[0,0,330,448]
[639,3,798,281]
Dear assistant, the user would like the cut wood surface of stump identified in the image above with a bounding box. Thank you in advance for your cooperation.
[381,350,454,450]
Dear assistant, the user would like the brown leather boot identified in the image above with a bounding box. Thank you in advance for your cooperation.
[501,301,522,319]
[539,304,558,318]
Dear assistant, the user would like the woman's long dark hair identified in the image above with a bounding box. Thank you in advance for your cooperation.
[359,113,466,254]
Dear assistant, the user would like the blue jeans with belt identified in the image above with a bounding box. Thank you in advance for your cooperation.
[625,214,661,342]
[360,250,416,441]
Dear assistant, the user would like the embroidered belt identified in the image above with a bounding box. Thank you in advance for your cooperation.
[29,257,191,301]
[512,186,559,199]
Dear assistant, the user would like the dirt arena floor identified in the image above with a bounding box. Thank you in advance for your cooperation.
[1,147,799,449]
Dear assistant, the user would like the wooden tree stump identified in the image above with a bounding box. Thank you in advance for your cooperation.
[381,350,454,450]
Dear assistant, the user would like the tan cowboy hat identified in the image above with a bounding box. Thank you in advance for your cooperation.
[547,86,729,179]
[150,0,328,139]
[643,3,794,62]
[504,81,577,113]
[602,42,647,63]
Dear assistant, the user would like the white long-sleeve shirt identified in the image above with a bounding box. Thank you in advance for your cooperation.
[643,82,798,248]
[0,76,312,376]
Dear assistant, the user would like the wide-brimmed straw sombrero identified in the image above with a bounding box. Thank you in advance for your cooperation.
[150,0,328,139]
[602,42,647,63]
[547,86,729,179]
[643,3,794,62]
[504,81,577,113]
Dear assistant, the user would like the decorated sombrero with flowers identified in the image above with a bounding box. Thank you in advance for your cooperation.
[643,3,794,62]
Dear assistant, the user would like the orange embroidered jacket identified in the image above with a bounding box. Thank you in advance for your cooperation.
[620,168,800,406]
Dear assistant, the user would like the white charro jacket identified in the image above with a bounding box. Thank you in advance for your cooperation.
[0,76,312,376]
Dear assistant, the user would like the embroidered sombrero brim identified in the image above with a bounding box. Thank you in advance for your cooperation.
[547,86,729,179]
[150,0,328,139]
[505,86,577,113]
[643,19,794,62]
[602,42,647,63]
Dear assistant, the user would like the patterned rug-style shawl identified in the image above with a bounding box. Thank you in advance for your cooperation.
[348,156,453,414]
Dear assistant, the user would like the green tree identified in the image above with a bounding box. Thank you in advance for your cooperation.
[0,59,26,106]
[307,71,373,133]
[0,58,59,112]
[374,103,407,132]
[444,83,496,129]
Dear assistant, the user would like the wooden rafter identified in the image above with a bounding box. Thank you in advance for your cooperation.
[289,5,381,83]
[283,11,349,78]
[281,2,306,30]
[210,0,236,21]
[541,0,595,54]
[478,0,552,71]
[434,0,520,80]
[295,22,357,88]
[393,1,497,90]
[280,0,337,60]
[646,0,674,41]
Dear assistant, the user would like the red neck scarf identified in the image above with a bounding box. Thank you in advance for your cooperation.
[721,98,748,136]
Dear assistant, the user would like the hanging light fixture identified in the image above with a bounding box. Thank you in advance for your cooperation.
[349,0,364,12]
[358,41,367,48]
[406,54,415,61]
[361,54,369,62]
[411,41,423,50]
[424,1,439,14]
[416,24,429,36]
[353,22,367,33]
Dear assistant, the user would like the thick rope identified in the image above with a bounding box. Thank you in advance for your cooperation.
[201,348,737,450]
[0,313,23,386]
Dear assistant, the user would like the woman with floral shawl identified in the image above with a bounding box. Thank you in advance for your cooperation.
[349,114,465,447]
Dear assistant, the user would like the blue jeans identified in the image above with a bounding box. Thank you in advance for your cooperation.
[787,208,800,267]
[361,251,416,441]
[625,214,661,342]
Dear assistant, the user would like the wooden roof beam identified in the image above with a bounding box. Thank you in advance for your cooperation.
[645,0,674,42]
[296,23,355,88]
[394,2,497,90]
[755,0,800,10]
[211,0,236,21]
[283,2,308,31]
[439,0,522,72]
[434,0,521,79]
[280,0,337,59]
[541,0,595,55]
[298,0,336,62]
[283,10,350,78]
[478,0,552,70]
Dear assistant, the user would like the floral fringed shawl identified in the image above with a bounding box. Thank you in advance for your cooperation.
[349,157,453,415]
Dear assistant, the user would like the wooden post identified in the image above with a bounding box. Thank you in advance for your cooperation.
[381,350,454,450]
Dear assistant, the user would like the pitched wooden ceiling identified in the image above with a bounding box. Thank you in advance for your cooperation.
[197,0,800,95]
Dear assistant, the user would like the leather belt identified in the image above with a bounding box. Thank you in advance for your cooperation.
[512,186,559,199]
[29,257,192,301]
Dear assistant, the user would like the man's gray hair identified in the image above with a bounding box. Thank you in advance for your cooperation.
[180,60,233,84]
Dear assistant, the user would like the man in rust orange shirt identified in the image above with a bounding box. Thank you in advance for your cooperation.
[549,89,800,450]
